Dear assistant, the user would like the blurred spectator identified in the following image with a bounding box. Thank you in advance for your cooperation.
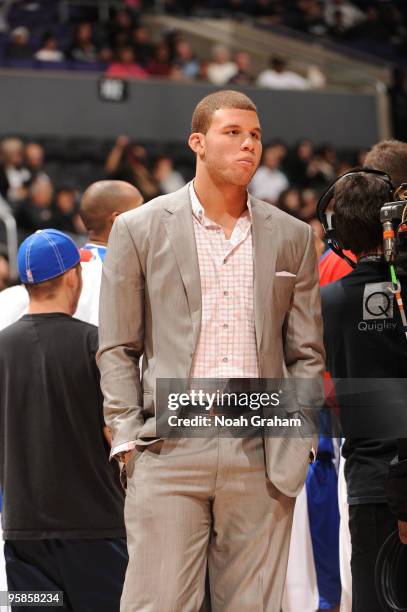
[276,187,302,218]
[15,177,55,233]
[229,51,253,85]
[164,28,182,61]
[306,64,326,89]
[197,59,209,81]
[305,144,337,189]
[385,5,406,52]
[298,0,328,37]
[70,22,98,63]
[321,142,338,168]
[24,143,50,184]
[207,45,237,85]
[5,27,32,60]
[308,216,325,259]
[168,64,184,81]
[53,188,85,235]
[106,46,148,79]
[131,26,154,66]
[105,136,160,201]
[326,10,351,41]
[0,254,9,291]
[300,188,318,220]
[256,56,310,90]
[285,139,314,187]
[99,46,113,64]
[109,8,135,48]
[173,39,199,80]
[0,138,29,204]
[319,143,338,178]
[249,143,289,203]
[35,33,64,62]
[111,30,129,51]
[325,0,365,30]
[153,156,185,194]
[147,42,172,77]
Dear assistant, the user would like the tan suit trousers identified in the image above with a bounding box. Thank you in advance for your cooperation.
[121,435,295,612]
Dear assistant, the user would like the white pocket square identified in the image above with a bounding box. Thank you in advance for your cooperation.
[275,271,296,277]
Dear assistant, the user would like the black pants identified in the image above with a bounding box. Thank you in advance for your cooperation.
[5,538,128,611]
[349,503,397,612]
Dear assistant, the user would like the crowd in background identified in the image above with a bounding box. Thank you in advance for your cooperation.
[0,1,406,84]
[0,132,369,290]
[2,11,323,89]
[143,0,407,63]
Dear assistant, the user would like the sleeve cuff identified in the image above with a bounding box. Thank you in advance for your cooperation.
[111,441,137,458]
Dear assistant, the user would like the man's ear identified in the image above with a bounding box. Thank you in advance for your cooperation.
[65,266,78,288]
[109,211,121,229]
[188,132,205,156]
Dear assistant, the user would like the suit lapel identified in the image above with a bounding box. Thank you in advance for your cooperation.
[251,198,277,351]
[162,186,202,347]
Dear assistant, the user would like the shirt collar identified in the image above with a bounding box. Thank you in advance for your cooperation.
[189,181,252,225]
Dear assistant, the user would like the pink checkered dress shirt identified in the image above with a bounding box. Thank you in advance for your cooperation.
[189,182,259,379]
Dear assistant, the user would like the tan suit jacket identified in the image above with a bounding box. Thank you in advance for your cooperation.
[97,185,325,497]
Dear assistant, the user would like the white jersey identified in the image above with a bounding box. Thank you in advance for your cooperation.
[74,244,105,326]
[0,243,106,331]
[0,285,29,331]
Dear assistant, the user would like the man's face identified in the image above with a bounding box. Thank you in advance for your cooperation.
[263,147,280,169]
[197,108,262,187]
[31,180,53,208]
[25,144,44,170]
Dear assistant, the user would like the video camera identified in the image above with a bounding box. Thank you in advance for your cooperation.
[380,184,407,274]
[317,167,407,274]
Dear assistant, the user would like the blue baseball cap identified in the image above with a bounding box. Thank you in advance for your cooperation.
[18,229,80,284]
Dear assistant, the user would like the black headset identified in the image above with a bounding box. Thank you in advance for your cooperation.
[316,166,394,268]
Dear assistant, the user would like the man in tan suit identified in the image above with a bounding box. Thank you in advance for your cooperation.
[97,90,324,611]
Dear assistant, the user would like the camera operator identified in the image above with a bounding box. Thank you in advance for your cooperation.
[321,171,407,612]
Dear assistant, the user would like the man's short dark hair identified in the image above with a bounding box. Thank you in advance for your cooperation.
[25,264,80,299]
[25,275,64,300]
[191,90,257,134]
[334,173,392,255]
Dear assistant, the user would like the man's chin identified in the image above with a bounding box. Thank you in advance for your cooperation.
[234,177,255,188]
[228,170,256,187]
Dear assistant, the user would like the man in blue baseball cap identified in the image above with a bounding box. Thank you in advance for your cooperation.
[17,228,81,285]
[0,229,127,611]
